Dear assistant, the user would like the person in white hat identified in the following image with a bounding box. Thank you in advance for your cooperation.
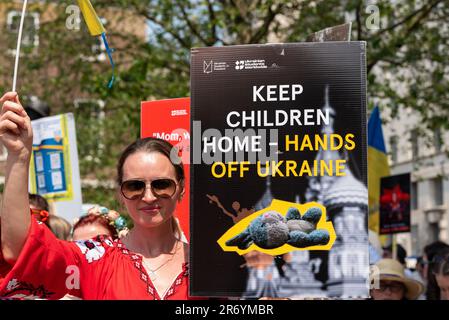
[370,259,424,300]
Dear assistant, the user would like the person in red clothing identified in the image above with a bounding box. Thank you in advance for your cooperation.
[0,223,12,287]
[0,91,190,300]
[0,193,49,286]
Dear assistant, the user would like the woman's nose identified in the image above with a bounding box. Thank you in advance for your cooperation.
[141,186,157,202]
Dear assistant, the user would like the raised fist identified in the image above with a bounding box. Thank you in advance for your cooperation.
[0,92,33,160]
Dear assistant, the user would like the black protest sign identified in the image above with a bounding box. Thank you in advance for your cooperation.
[379,173,411,235]
[190,42,369,298]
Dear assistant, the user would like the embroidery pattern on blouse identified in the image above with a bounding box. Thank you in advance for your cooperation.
[114,239,188,300]
[75,239,106,263]
[74,235,114,264]
[4,278,55,299]
[163,262,188,299]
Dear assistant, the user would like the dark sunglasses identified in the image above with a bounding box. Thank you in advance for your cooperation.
[376,281,405,293]
[120,178,178,200]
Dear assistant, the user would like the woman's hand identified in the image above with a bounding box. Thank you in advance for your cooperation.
[0,92,33,160]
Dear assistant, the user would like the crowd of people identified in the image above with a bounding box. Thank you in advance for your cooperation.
[23,193,124,242]
[1,91,449,300]
[369,236,449,300]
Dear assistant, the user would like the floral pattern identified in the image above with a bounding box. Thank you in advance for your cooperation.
[4,278,55,299]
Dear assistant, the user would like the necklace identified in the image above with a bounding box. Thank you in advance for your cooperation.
[142,241,180,282]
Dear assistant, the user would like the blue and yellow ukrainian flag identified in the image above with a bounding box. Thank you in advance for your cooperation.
[368,106,390,234]
[77,0,115,88]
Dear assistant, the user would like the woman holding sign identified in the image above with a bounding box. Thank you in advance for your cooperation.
[0,92,190,300]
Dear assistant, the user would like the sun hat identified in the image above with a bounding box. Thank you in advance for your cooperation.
[370,259,424,300]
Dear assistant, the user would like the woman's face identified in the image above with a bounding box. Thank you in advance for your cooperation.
[435,274,449,300]
[120,151,182,229]
[370,280,405,300]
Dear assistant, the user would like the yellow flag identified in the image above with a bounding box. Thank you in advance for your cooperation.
[77,0,105,36]
[368,107,390,233]
[368,106,391,246]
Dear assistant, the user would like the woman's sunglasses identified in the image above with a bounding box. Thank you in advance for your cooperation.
[120,178,178,200]
[375,281,405,293]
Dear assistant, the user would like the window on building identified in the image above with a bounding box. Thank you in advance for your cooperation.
[411,129,419,160]
[411,182,418,210]
[389,135,398,164]
[434,128,442,153]
[432,177,444,206]
[7,11,39,54]
[429,222,440,244]
[74,99,105,165]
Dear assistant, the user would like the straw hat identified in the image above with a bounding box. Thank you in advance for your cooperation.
[370,259,424,300]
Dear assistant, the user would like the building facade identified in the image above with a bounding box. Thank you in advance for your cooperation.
[383,107,449,256]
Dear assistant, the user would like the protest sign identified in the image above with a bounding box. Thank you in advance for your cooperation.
[190,42,369,298]
[379,173,411,235]
[29,113,82,223]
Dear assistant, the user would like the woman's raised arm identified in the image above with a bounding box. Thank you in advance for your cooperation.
[0,92,33,263]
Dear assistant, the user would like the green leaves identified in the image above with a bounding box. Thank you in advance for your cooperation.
[0,0,446,201]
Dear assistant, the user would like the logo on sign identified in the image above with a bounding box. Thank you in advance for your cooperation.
[203,60,213,73]
[235,60,244,70]
[171,109,188,116]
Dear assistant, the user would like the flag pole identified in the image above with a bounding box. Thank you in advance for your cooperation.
[12,0,28,92]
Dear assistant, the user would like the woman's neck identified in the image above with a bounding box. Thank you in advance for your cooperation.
[123,221,178,258]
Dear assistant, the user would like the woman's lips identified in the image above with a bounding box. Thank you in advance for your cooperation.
[139,205,161,215]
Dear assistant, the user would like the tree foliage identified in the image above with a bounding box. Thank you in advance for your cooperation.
[0,0,447,185]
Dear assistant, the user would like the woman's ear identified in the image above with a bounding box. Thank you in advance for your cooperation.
[178,180,186,203]
[179,190,185,203]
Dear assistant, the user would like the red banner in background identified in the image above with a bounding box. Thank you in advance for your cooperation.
[141,98,190,242]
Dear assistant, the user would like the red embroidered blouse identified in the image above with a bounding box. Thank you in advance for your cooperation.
[0,252,11,288]
[0,224,12,287]
[0,218,191,300]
